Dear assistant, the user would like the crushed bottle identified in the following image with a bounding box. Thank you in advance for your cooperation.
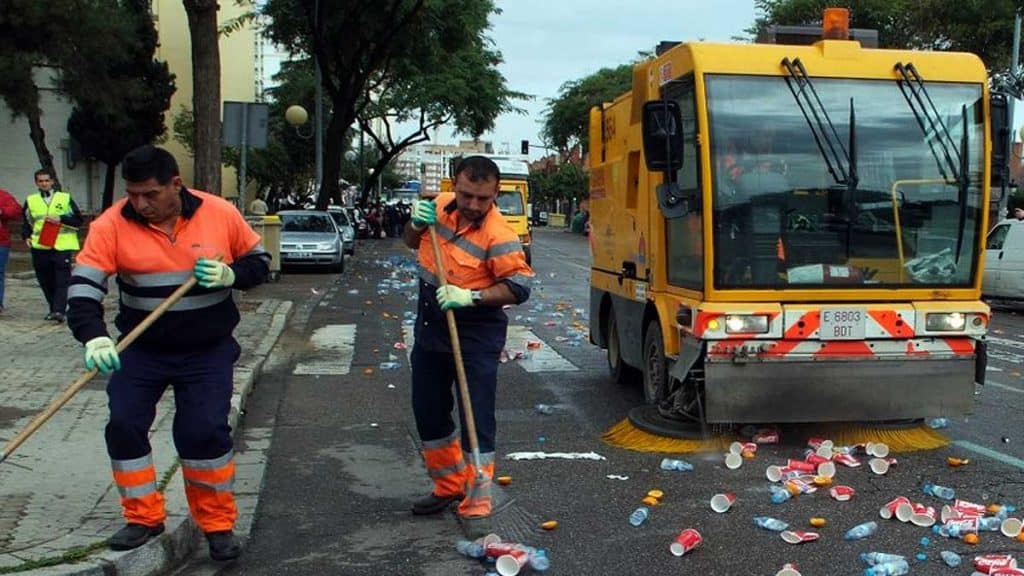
[940,550,961,567]
[927,418,950,429]
[659,458,694,472]
[861,552,906,566]
[922,483,955,501]
[844,521,878,541]
[753,516,788,531]
[629,506,649,527]
[863,559,909,576]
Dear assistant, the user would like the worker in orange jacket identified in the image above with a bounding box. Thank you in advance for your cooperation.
[66,145,270,561]
[402,156,534,537]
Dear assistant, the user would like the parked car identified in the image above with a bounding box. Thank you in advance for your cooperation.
[983,218,1024,299]
[327,206,356,256]
[278,210,345,273]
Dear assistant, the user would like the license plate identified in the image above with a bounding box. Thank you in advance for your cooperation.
[820,309,865,340]
[292,251,312,258]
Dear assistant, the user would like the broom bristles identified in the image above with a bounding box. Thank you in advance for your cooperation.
[601,418,949,454]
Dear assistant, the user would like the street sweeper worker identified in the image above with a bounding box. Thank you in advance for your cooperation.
[402,155,534,536]
[65,145,270,561]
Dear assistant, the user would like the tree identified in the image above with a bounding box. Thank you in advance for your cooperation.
[533,162,588,210]
[67,0,176,209]
[183,0,223,194]
[262,0,516,209]
[541,64,634,156]
[749,0,1017,69]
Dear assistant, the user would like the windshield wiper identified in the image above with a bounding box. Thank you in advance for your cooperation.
[894,62,961,182]
[845,97,858,259]
[781,57,852,185]
[955,104,969,264]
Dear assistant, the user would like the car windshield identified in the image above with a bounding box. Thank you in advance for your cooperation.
[705,74,984,289]
[329,210,350,226]
[281,214,336,233]
[496,190,525,216]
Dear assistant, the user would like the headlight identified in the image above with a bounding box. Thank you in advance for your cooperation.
[724,314,769,334]
[343,230,354,241]
[317,242,335,251]
[925,312,966,331]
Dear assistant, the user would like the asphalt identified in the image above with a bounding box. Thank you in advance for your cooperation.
[0,251,293,575]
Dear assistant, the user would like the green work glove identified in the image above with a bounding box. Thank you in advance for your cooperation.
[436,285,475,311]
[85,336,121,374]
[194,258,236,288]
[411,199,437,230]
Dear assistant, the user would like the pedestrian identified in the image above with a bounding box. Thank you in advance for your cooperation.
[65,145,270,561]
[0,186,24,314]
[248,194,268,216]
[401,155,534,537]
[21,167,83,322]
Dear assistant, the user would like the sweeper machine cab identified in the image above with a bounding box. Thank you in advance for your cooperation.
[588,9,1009,431]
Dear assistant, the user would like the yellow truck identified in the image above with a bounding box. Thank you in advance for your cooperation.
[442,154,534,264]
[588,8,1007,427]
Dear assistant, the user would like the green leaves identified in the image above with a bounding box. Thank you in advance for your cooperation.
[542,64,634,154]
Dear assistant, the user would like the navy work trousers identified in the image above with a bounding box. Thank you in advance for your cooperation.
[30,248,72,314]
[411,346,498,453]
[106,338,240,461]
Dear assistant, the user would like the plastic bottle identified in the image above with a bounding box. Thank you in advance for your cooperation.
[659,458,694,471]
[927,418,950,429]
[940,550,961,567]
[864,559,909,576]
[770,485,794,504]
[845,521,879,541]
[535,403,554,415]
[455,539,485,558]
[529,549,550,571]
[861,552,906,566]
[753,516,789,531]
[922,483,956,500]
[629,506,649,527]
[378,361,401,370]
[979,517,1003,531]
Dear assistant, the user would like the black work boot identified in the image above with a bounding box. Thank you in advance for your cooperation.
[411,492,463,515]
[206,530,242,561]
[109,523,165,551]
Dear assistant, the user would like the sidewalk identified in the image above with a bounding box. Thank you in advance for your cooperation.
[0,270,292,575]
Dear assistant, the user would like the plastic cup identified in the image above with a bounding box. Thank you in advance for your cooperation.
[895,501,915,522]
[710,492,736,513]
[940,504,961,523]
[725,452,743,470]
[1001,517,1023,538]
[880,496,911,520]
[495,548,529,576]
[815,440,834,459]
[776,563,802,576]
[729,441,745,454]
[866,441,890,458]
[868,457,890,475]
[816,461,836,478]
[780,530,819,544]
[910,503,937,527]
[829,485,855,502]
[669,528,702,556]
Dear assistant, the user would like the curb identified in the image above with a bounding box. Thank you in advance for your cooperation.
[18,299,294,576]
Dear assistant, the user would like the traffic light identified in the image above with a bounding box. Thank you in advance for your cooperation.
[521,140,529,155]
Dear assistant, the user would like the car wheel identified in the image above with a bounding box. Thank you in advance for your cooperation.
[642,320,668,404]
[607,309,639,386]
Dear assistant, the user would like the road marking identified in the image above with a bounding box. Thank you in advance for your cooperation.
[952,440,1024,471]
[293,324,356,375]
[986,335,1024,351]
[984,378,1024,394]
[401,324,578,372]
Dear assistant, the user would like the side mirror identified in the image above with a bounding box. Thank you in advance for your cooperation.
[642,100,685,173]
[991,93,1009,188]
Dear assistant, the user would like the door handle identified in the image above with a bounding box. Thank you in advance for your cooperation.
[999,251,1004,260]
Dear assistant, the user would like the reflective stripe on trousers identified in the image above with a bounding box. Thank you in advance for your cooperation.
[422,431,468,498]
[111,453,166,527]
[181,451,237,532]
[457,456,495,518]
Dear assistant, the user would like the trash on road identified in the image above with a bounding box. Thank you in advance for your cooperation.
[505,451,606,461]
[660,458,694,471]
[775,562,801,576]
[809,517,826,528]
[496,476,512,486]
[844,520,878,540]
[829,485,855,502]
[669,528,702,556]
[710,492,735,513]
[754,516,789,531]
[540,520,558,531]
[629,506,649,527]
[946,456,970,467]
[780,530,819,544]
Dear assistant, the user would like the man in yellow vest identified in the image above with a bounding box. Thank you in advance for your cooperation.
[21,168,82,322]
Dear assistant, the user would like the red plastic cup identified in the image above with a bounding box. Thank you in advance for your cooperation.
[895,501,915,523]
[804,452,830,465]
[940,504,962,523]
[766,465,801,482]
[780,530,820,544]
[495,548,529,576]
[880,496,911,520]
[776,563,802,576]
[829,485,855,502]
[669,528,702,556]
[832,453,862,467]
[710,492,736,514]
[910,503,937,527]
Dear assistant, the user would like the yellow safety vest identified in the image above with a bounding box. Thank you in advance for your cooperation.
[26,191,80,250]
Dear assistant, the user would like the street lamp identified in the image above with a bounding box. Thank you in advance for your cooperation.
[284,104,322,195]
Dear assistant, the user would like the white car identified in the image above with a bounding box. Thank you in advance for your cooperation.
[983,218,1024,299]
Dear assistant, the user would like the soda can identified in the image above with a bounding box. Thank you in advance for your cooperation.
[785,459,817,473]
[1000,517,1023,538]
[803,451,829,465]
[832,452,862,467]
[494,548,529,576]
[880,496,911,520]
[753,429,779,444]
[710,492,736,514]
[724,452,743,470]
[780,530,820,544]
[829,485,855,502]
[992,569,1024,576]
[910,503,938,527]
[945,516,980,535]
[669,528,702,556]
[776,563,802,576]
[955,499,988,517]
[974,554,1018,573]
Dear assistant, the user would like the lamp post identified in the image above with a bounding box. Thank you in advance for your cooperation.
[284,104,322,199]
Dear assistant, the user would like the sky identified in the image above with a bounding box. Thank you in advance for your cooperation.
[421,0,761,158]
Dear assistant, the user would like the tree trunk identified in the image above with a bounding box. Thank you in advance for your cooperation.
[317,107,352,210]
[184,0,222,194]
[26,104,60,189]
[102,161,117,209]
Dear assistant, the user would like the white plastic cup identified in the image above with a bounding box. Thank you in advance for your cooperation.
[866,441,890,458]
[1001,517,1023,538]
[816,461,836,478]
[940,505,961,523]
[815,440,834,458]
[895,501,915,523]
[724,452,743,470]
[868,457,890,475]
[776,563,802,576]
[710,492,736,513]
[729,441,745,454]
[880,496,911,520]
[495,549,529,576]
[910,504,937,527]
